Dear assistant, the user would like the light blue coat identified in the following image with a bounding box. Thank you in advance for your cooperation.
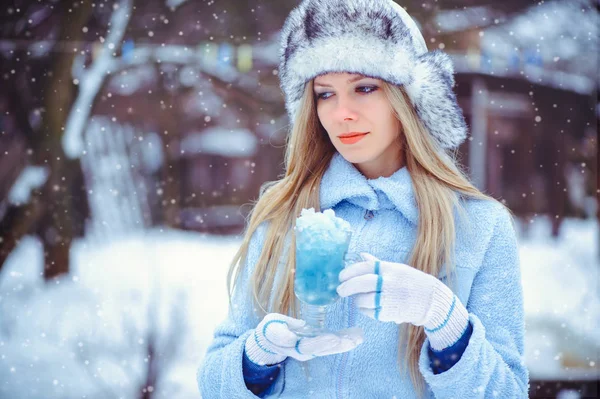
[198,152,529,398]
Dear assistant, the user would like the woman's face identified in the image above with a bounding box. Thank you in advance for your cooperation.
[313,72,404,179]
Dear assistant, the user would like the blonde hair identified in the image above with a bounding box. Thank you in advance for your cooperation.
[227,78,511,397]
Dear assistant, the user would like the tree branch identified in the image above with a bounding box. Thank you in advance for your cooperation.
[62,0,134,159]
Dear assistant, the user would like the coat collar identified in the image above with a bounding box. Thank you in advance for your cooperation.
[319,152,419,225]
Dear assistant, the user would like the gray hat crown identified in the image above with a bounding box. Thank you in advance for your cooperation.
[278,0,468,150]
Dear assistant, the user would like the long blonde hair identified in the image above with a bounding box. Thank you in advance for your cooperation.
[227,78,510,397]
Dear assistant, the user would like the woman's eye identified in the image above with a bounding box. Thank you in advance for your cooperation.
[316,92,332,100]
[315,86,377,101]
[357,85,378,94]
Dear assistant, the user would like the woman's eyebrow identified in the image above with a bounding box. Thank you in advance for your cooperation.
[314,76,368,88]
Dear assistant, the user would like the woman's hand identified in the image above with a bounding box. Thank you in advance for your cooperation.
[244,313,364,366]
[336,252,469,350]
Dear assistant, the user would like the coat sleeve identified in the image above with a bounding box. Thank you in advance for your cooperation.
[418,204,530,398]
[197,222,284,399]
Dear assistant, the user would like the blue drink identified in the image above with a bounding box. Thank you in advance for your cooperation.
[294,229,352,306]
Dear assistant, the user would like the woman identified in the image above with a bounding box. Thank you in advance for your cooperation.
[198,0,529,398]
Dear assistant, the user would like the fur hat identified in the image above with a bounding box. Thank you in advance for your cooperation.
[278,0,468,150]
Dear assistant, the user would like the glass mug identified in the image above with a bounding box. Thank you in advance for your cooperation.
[292,228,362,337]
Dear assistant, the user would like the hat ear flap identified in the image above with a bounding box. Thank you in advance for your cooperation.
[423,50,455,86]
[404,51,467,150]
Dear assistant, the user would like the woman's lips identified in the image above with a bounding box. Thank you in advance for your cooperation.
[339,133,368,145]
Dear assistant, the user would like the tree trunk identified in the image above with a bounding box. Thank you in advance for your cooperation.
[156,68,182,228]
[35,1,93,280]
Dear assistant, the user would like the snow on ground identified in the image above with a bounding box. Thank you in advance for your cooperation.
[0,229,238,398]
[516,216,600,380]
[0,216,598,398]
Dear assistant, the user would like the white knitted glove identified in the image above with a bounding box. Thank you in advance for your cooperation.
[337,252,469,351]
[244,313,364,366]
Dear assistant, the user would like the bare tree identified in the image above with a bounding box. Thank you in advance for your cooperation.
[0,0,133,279]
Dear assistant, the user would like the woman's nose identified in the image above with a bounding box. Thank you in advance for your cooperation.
[333,96,359,121]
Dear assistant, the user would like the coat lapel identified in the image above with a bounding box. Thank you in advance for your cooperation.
[319,152,419,226]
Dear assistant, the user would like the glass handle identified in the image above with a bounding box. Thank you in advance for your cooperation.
[344,252,363,267]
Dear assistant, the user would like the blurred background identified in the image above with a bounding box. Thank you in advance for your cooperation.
[0,0,597,398]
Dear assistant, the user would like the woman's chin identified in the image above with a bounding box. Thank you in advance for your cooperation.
[338,150,371,165]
